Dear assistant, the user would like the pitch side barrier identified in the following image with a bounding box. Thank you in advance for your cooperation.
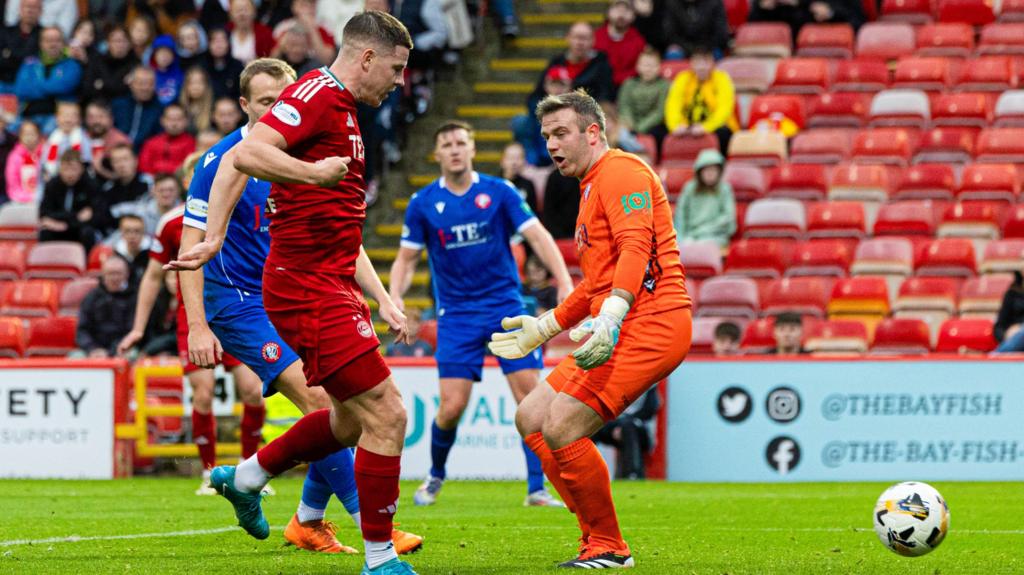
[668,356,1024,482]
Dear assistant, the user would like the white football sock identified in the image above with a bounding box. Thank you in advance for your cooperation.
[350,511,362,529]
[364,539,397,569]
[296,501,326,523]
[233,456,271,492]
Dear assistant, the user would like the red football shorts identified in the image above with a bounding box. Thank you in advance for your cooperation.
[547,306,692,422]
[262,266,389,402]
[176,304,241,374]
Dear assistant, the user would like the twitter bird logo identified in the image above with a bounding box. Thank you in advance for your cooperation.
[718,387,752,422]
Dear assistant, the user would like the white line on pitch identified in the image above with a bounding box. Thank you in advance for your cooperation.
[0,526,248,547]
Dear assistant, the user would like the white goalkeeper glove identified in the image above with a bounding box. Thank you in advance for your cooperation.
[569,295,631,370]
[488,310,563,359]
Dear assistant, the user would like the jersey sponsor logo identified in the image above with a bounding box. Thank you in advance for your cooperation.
[203,151,217,167]
[434,201,446,214]
[271,101,302,127]
[346,112,355,128]
[437,221,490,250]
[357,320,373,338]
[474,193,492,210]
[186,197,209,217]
[574,223,591,255]
[261,342,281,363]
[621,190,652,215]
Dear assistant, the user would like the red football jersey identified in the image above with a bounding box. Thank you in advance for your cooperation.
[149,205,186,305]
[258,67,367,276]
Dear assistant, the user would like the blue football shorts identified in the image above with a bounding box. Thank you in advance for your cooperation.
[436,299,544,382]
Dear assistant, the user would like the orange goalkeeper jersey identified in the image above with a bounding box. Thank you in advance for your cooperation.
[554,149,691,328]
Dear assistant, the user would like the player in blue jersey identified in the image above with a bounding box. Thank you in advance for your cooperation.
[176,58,422,555]
[388,120,574,507]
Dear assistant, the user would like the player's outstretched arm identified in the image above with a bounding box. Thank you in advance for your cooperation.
[177,225,223,368]
[520,223,575,303]
[117,258,166,356]
[355,245,411,344]
[233,123,350,186]
[387,246,421,311]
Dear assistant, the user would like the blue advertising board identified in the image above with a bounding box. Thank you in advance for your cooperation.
[667,359,1024,482]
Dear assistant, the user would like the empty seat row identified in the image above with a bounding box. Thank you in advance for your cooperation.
[0,278,99,318]
[0,316,79,358]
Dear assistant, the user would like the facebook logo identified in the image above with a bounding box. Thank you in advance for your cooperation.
[765,436,801,475]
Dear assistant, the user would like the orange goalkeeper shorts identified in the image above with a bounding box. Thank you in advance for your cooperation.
[547,306,692,422]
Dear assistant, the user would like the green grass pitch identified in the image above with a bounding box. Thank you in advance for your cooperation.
[0,478,1021,574]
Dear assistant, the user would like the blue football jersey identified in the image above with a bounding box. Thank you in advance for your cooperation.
[400,172,539,311]
[183,126,271,296]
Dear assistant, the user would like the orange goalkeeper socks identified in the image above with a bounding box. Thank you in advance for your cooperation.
[551,437,627,553]
[524,432,591,541]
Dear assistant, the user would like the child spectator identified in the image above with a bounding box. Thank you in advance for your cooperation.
[150,34,183,105]
[664,46,738,154]
[593,0,646,90]
[713,321,742,356]
[770,312,807,355]
[674,148,736,247]
[500,142,538,214]
[42,102,92,181]
[138,104,195,176]
[4,120,43,203]
[618,48,671,138]
[522,256,558,313]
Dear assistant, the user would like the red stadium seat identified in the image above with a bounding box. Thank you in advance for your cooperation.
[1,280,59,318]
[0,243,26,280]
[856,23,916,60]
[894,164,956,201]
[691,316,748,355]
[658,166,694,199]
[935,318,996,352]
[723,163,767,202]
[86,244,114,277]
[829,163,893,202]
[917,238,977,277]
[25,316,78,357]
[956,56,1016,92]
[679,240,723,280]
[975,128,1024,163]
[58,277,99,317]
[787,239,854,277]
[0,203,39,241]
[937,0,995,25]
[930,93,993,128]
[938,202,1005,240]
[24,242,86,280]
[797,23,855,58]
[913,126,977,164]
[868,89,931,128]
[659,60,691,80]
[740,316,778,352]
[771,58,830,94]
[724,238,796,278]
[874,201,938,236]
[834,60,891,92]
[0,317,25,358]
[717,57,777,93]
[1003,205,1024,238]
[417,319,438,350]
[1002,0,1024,21]
[635,134,658,163]
[896,276,960,315]
[734,23,793,58]
[960,273,1014,317]
[790,129,854,164]
[882,0,933,23]
[661,133,718,166]
[892,57,951,92]
[915,23,975,57]
[806,201,866,239]
[748,94,806,133]
[852,128,917,166]
[980,239,1024,273]
[766,164,827,201]
[829,276,892,315]
[761,276,833,317]
[697,276,761,319]
[555,239,579,273]
[727,130,788,167]
[957,163,1019,202]
[805,319,870,354]
[807,92,871,128]
[870,317,933,353]
[977,23,1024,55]
[742,198,806,239]
[852,237,916,276]
[994,90,1024,126]
[734,202,748,239]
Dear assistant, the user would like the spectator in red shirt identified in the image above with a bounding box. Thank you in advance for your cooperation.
[594,0,646,90]
[227,0,274,63]
[138,103,195,176]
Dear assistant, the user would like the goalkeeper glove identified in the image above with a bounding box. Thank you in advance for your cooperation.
[569,295,631,370]
[488,310,563,359]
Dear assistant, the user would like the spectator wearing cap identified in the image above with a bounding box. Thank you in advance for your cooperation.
[528,22,614,106]
[768,313,807,355]
[593,0,646,91]
[150,34,183,106]
[512,65,572,167]
[664,45,738,154]
[13,26,82,135]
[0,0,42,92]
[674,148,736,247]
[112,65,165,150]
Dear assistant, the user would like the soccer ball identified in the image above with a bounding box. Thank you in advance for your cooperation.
[873,481,949,557]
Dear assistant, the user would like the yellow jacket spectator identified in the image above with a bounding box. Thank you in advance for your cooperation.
[664,47,738,154]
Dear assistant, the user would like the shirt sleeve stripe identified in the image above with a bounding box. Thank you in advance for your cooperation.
[182,217,208,231]
[400,240,424,250]
[517,217,540,233]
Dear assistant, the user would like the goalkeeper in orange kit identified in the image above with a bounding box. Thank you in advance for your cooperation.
[489,90,693,569]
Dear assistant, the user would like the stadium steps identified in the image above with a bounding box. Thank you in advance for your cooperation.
[365,247,426,262]
[474,82,535,94]
[489,58,550,72]
[368,297,433,311]
[511,37,567,49]
[408,174,435,188]
[521,12,603,25]
[455,105,525,119]
[427,150,504,163]
[378,271,430,286]
[375,223,404,237]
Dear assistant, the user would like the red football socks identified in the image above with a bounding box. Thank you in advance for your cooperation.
[240,403,266,459]
[191,409,216,470]
[552,438,627,552]
[354,448,401,542]
[256,409,344,476]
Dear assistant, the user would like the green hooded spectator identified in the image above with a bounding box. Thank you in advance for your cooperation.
[674,148,736,248]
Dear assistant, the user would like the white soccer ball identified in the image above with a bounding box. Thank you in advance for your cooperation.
[873,481,950,557]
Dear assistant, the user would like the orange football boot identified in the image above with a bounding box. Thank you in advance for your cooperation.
[392,525,423,555]
[283,515,358,554]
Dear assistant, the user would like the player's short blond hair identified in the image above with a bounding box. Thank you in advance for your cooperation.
[535,89,607,138]
[239,58,298,100]
[343,10,413,53]
[433,120,475,145]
